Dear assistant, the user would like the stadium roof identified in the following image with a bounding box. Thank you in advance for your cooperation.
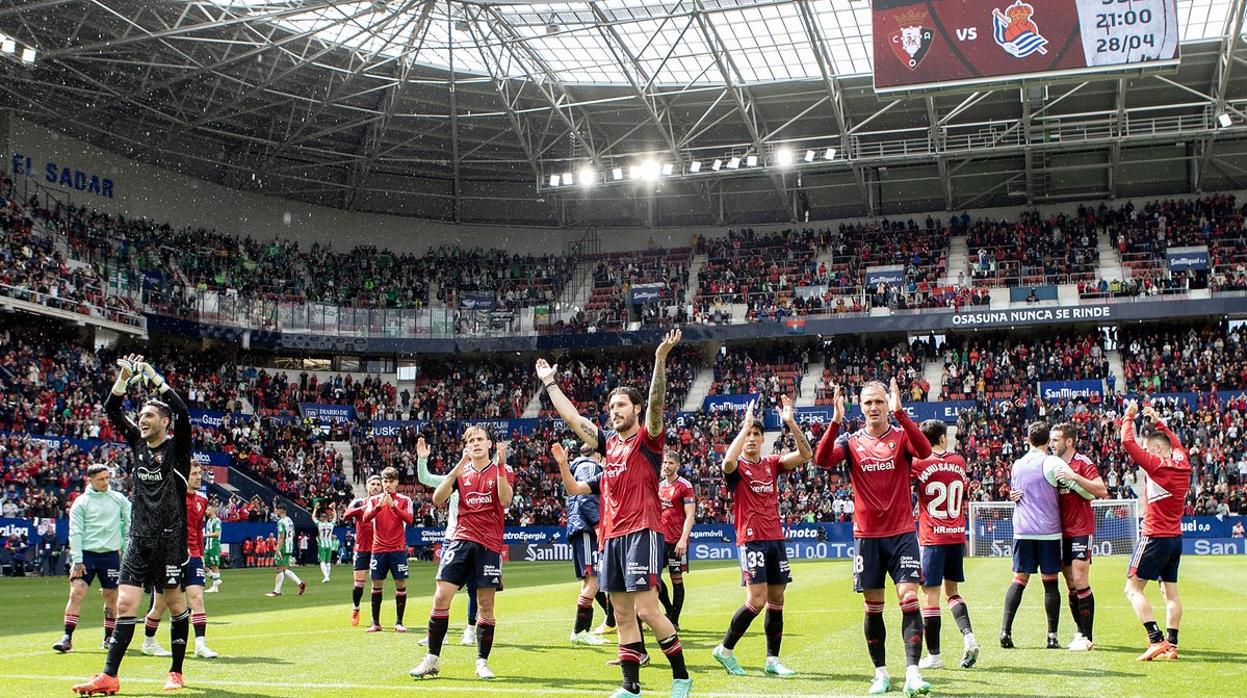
[1,0,1245,226]
[210,0,1237,86]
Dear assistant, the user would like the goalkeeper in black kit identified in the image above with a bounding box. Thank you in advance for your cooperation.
[73,354,194,696]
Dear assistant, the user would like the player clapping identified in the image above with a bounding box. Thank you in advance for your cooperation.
[410,428,514,681]
[814,380,933,697]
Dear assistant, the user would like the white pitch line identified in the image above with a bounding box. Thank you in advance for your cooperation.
[0,673,854,697]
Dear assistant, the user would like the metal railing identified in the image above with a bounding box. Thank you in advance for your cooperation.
[0,282,147,331]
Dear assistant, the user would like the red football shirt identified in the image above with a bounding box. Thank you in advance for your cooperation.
[342,497,376,553]
[814,410,932,538]
[911,451,968,546]
[185,492,208,557]
[588,425,664,541]
[1122,420,1191,538]
[658,476,695,543]
[453,462,517,554]
[363,492,414,552]
[726,455,784,544]
[1058,452,1100,537]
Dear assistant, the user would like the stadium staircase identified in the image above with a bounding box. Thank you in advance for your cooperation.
[943,235,969,287]
[923,357,946,402]
[1098,233,1125,281]
[794,361,823,408]
[520,390,544,418]
[559,258,596,316]
[1106,350,1126,395]
[681,364,716,412]
[214,464,313,526]
[330,441,367,499]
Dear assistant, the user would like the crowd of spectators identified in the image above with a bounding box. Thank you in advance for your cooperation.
[938,331,1109,401]
[1121,324,1247,393]
[1108,194,1244,270]
[708,345,810,411]
[967,208,1101,286]
[1,193,142,326]
[535,347,701,421]
[816,337,933,405]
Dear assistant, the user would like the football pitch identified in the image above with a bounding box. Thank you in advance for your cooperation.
[2,557,1244,697]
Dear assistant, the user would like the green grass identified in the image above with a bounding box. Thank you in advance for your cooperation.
[2,557,1245,697]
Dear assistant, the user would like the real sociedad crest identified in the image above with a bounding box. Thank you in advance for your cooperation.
[992,1,1048,58]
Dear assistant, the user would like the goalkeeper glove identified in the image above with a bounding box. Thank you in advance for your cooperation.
[137,362,166,389]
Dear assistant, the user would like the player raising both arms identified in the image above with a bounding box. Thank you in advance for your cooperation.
[203,505,222,593]
[911,419,979,670]
[542,328,693,698]
[711,395,811,678]
[814,380,933,698]
[657,451,695,632]
[265,503,305,598]
[342,475,382,626]
[1050,422,1107,651]
[1121,402,1191,661]
[567,443,609,647]
[73,355,193,695]
[145,463,219,660]
[410,428,513,681]
[55,464,130,654]
[364,467,414,632]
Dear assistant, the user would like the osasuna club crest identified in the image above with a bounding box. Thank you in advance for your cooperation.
[890,25,934,70]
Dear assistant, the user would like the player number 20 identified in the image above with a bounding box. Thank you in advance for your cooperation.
[924,480,965,519]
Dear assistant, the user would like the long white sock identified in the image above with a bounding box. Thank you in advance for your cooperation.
[285,569,303,584]
[322,562,330,579]
[275,572,285,593]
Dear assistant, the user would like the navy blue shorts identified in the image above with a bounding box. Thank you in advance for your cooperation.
[1062,535,1094,567]
[370,550,409,581]
[664,542,689,577]
[855,533,922,592]
[738,540,790,587]
[437,540,503,590]
[1013,538,1062,575]
[569,530,599,580]
[920,543,965,587]
[599,530,662,593]
[182,556,206,588]
[79,550,121,589]
[353,550,372,572]
[1129,536,1182,583]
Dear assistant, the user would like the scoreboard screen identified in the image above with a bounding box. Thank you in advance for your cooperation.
[872,0,1180,94]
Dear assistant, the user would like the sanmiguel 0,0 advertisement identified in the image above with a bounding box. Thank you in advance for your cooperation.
[872,0,1180,93]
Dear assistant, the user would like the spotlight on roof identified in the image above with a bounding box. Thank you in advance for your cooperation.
[454,20,470,32]
[726,156,740,169]
[546,24,560,34]
[0,35,14,54]
[689,161,701,173]
[804,149,816,162]
[612,167,624,181]
[629,165,642,179]
[660,162,674,176]
[642,160,660,181]
[711,159,723,171]
[746,154,758,167]
[775,147,793,167]
[561,172,574,186]
[1218,112,1233,129]
[824,148,836,160]
[549,174,560,187]
[20,46,35,63]
[579,166,596,186]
